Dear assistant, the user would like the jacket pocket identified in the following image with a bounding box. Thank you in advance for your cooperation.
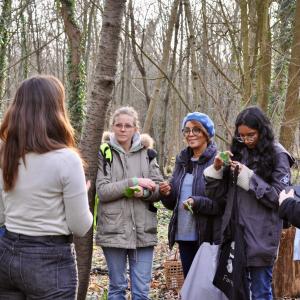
[100,209,125,234]
[144,206,157,234]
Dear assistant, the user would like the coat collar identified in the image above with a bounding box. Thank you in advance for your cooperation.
[176,141,217,165]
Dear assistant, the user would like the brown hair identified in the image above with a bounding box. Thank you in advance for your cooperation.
[0,75,76,191]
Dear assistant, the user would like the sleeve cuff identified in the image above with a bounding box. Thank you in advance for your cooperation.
[237,166,254,191]
[128,177,138,187]
[143,189,150,198]
[204,164,224,179]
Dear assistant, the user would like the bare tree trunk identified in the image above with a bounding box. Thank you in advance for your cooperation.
[279,0,300,152]
[201,0,209,107]
[256,0,271,111]
[183,0,200,107]
[75,1,126,299]
[240,0,251,104]
[0,0,12,103]
[143,0,180,133]
[59,0,86,139]
[158,0,181,173]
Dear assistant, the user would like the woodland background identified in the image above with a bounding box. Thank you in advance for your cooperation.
[1,0,300,299]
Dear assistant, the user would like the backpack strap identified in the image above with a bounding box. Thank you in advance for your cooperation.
[147,148,157,163]
[99,143,113,176]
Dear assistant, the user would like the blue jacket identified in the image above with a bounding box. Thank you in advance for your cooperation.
[161,142,225,249]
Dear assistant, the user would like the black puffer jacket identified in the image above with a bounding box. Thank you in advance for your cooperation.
[161,142,225,249]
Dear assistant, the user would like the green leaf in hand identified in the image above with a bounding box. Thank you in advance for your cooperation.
[124,186,140,198]
[220,151,230,165]
[185,202,193,214]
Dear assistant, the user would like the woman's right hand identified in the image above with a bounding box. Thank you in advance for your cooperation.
[137,178,156,191]
[279,189,294,206]
[214,151,232,170]
[159,181,171,196]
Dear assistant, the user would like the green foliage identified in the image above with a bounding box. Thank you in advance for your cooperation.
[123,186,140,198]
[220,151,230,165]
[93,195,99,231]
[100,289,108,300]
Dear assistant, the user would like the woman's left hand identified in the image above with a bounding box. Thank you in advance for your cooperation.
[183,198,194,210]
[230,161,243,173]
[278,189,294,206]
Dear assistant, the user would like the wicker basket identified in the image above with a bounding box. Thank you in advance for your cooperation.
[164,251,184,290]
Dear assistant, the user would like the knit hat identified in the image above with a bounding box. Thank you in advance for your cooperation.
[181,112,215,139]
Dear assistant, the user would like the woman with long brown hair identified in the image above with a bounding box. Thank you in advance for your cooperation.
[0,75,93,299]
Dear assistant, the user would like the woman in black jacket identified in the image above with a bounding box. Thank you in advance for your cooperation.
[204,106,294,300]
[159,112,224,277]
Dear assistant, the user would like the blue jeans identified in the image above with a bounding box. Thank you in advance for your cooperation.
[0,230,77,300]
[248,266,273,300]
[102,246,154,300]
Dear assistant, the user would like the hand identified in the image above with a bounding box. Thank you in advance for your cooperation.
[137,178,156,191]
[131,185,144,198]
[230,161,243,173]
[183,198,194,210]
[159,181,171,196]
[279,189,294,206]
[214,151,233,170]
[86,180,91,191]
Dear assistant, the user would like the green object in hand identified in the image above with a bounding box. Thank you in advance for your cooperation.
[220,151,230,165]
[185,202,193,214]
[124,187,140,198]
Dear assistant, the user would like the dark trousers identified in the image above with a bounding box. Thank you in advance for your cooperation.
[0,231,77,300]
[177,240,199,278]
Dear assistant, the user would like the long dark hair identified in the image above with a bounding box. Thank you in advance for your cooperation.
[230,106,276,182]
[0,75,76,191]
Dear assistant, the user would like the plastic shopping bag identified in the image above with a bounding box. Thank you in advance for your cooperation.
[180,242,228,300]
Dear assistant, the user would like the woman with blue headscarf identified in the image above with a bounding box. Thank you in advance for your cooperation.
[159,112,225,277]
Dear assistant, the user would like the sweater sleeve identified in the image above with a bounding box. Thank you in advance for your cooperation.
[61,151,93,237]
[191,195,224,215]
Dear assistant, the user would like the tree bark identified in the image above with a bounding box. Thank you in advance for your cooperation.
[279,0,300,152]
[183,0,200,107]
[59,0,86,139]
[0,0,12,103]
[240,0,251,104]
[256,0,271,111]
[75,1,126,299]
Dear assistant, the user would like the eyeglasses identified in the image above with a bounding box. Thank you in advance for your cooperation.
[235,133,257,143]
[182,127,203,137]
[114,123,135,130]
